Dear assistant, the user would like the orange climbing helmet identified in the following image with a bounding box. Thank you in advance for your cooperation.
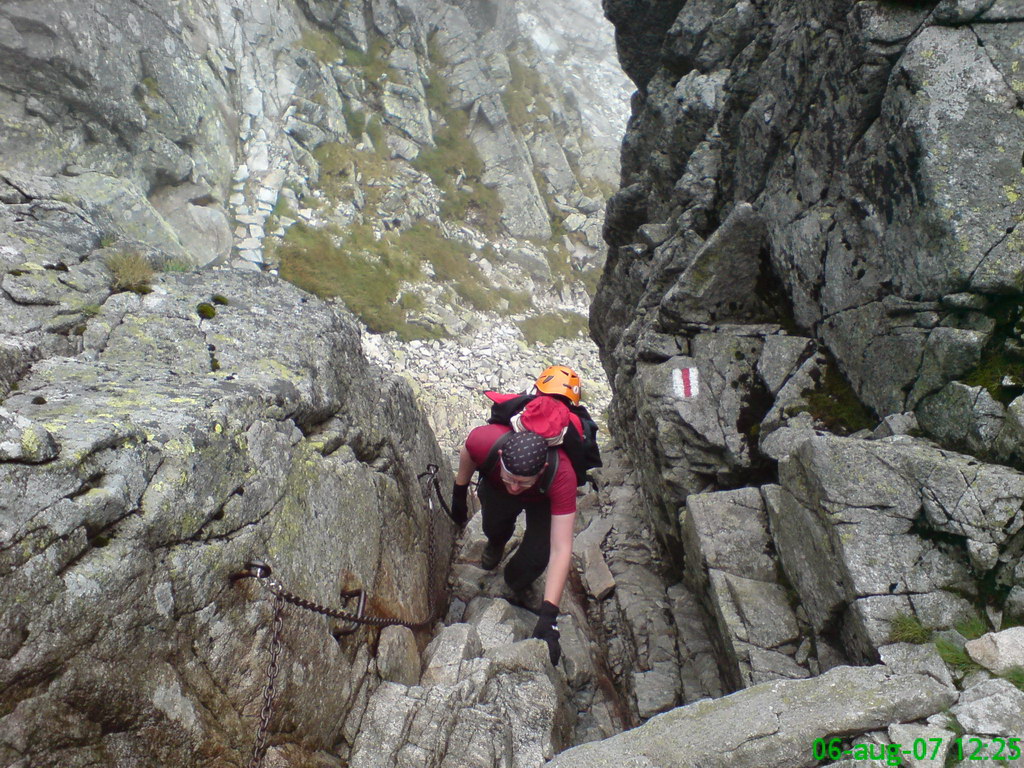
[533,365,582,406]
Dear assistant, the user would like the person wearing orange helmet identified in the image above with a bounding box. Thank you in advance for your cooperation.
[448,366,591,667]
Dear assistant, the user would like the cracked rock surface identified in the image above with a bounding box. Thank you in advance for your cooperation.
[0,269,452,767]
[547,662,957,768]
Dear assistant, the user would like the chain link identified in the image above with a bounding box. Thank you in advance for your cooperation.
[236,463,461,762]
[247,593,284,768]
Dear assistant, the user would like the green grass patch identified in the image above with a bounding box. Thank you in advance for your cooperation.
[398,292,425,312]
[442,183,504,235]
[365,115,385,152]
[963,350,1024,405]
[414,67,503,234]
[343,37,399,83]
[496,287,533,314]
[301,28,344,63]
[502,55,554,127]
[272,195,296,219]
[277,223,431,339]
[541,241,575,291]
[312,141,391,202]
[955,614,990,641]
[889,613,932,644]
[960,296,1024,404]
[799,356,876,435]
[278,221,507,337]
[342,103,367,138]
[934,638,983,674]
[581,266,602,298]
[395,224,497,311]
[162,258,195,273]
[1001,665,1024,692]
[518,312,589,345]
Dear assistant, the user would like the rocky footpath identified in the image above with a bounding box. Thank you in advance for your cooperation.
[345,448,721,765]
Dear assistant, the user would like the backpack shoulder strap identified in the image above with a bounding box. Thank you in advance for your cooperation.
[479,431,514,477]
[538,448,559,495]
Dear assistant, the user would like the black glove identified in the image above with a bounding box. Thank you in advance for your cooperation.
[449,483,469,527]
[532,600,561,666]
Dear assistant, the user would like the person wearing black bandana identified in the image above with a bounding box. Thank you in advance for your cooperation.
[449,425,576,667]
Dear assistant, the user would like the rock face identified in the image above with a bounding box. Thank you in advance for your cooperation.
[592,0,1024,665]
[548,660,957,768]
[0,0,622,268]
[0,267,454,767]
[595,0,1024,477]
[0,0,626,462]
[575,0,1024,764]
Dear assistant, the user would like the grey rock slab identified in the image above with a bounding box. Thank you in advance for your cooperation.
[682,487,776,583]
[464,597,528,651]
[965,627,1024,675]
[0,269,451,767]
[917,383,1005,460]
[381,82,433,145]
[668,582,725,702]
[149,183,232,268]
[0,407,58,463]
[887,724,955,768]
[951,679,1024,736]
[763,482,847,637]
[578,538,616,600]
[878,643,955,691]
[872,413,920,440]
[635,661,683,719]
[0,335,38,398]
[758,335,814,396]
[716,571,800,650]
[657,203,771,328]
[907,328,988,408]
[746,646,811,683]
[547,664,957,768]
[422,623,484,686]
[377,625,421,687]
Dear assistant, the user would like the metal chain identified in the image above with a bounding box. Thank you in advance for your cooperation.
[247,592,284,768]
[236,464,462,762]
[419,465,444,614]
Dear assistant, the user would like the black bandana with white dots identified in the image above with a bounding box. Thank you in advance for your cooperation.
[502,431,548,476]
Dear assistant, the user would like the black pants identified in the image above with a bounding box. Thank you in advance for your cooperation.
[478,481,551,592]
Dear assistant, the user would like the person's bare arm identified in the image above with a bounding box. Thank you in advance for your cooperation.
[456,443,476,485]
[542,512,576,606]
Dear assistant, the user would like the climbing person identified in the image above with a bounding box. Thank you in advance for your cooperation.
[446,364,598,667]
[449,427,575,666]
[485,365,603,485]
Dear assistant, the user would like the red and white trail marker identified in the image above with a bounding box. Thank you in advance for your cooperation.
[672,367,699,399]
